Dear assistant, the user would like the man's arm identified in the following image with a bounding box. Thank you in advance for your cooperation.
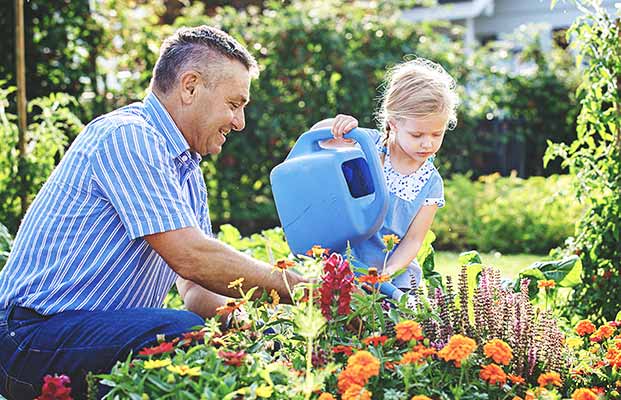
[176,277,230,319]
[145,227,303,303]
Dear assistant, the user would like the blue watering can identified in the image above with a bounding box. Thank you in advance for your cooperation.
[270,128,388,256]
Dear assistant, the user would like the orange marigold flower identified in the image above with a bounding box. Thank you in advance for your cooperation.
[337,368,366,394]
[438,334,477,367]
[347,351,380,380]
[274,258,296,270]
[395,320,424,342]
[594,324,615,339]
[538,279,556,288]
[401,350,426,365]
[358,267,390,285]
[524,391,536,400]
[483,338,513,366]
[480,363,507,386]
[512,397,523,400]
[508,374,526,385]
[537,371,562,388]
[572,388,599,400]
[318,393,336,400]
[342,385,371,400]
[411,396,432,400]
[362,335,388,347]
[575,320,597,336]
[606,347,621,368]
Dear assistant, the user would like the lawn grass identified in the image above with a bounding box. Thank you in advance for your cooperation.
[433,251,547,282]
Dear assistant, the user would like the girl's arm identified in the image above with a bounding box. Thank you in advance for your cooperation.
[384,205,438,275]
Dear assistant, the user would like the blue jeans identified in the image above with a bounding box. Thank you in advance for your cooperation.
[0,304,204,400]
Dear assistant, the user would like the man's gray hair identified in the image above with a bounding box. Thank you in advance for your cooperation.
[151,25,259,94]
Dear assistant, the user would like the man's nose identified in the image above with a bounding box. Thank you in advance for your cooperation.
[232,109,245,131]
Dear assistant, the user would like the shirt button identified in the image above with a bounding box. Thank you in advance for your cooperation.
[10,332,15,337]
[181,155,188,161]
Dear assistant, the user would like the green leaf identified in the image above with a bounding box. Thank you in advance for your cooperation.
[458,250,482,266]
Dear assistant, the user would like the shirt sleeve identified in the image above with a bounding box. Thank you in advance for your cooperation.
[423,173,445,208]
[90,123,199,240]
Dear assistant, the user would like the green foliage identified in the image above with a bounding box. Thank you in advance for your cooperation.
[433,173,583,254]
[0,81,83,233]
[0,221,11,270]
[166,0,466,229]
[512,255,582,299]
[545,1,621,322]
[0,0,104,120]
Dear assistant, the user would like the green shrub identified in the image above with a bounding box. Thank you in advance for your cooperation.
[433,173,583,254]
[0,82,83,233]
[0,221,11,270]
[545,1,621,322]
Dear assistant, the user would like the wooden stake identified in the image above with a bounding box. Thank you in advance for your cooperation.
[15,0,28,216]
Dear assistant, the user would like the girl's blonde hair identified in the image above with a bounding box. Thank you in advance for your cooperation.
[376,57,459,149]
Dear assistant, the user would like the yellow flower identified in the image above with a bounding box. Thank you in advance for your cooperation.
[167,364,201,377]
[256,385,273,398]
[566,337,583,348]
[382,234,400,251]
[143,358,171,369]
[411,396,432,400]
[268,289,280,307]
[228,277,245,289]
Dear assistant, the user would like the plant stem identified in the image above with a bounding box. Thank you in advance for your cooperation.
[304,283,314,400]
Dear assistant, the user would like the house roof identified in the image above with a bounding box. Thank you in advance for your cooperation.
[401,0,495,22]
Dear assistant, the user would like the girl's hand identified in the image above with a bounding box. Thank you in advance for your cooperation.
[322,114,358,147]
[331,114,358,139]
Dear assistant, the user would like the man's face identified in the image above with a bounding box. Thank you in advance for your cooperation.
[184,61,251,156]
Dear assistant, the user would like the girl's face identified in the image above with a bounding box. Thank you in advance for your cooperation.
[388,114,447,165]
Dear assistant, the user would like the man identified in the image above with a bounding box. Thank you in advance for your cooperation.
[0,25,304,399]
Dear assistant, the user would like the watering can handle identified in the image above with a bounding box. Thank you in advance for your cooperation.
[287,128,387,219]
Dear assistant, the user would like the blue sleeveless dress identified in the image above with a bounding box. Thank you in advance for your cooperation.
[351,128,445,289]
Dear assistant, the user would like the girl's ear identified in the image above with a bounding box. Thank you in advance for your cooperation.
[387,118,398,133]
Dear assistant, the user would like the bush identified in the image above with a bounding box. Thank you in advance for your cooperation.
[0,82,83,233]
[433,173,583,254]
[545,1,621,323]
[0,221,11,270]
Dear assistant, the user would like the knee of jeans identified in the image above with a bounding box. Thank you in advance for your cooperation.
[156,309,204,334]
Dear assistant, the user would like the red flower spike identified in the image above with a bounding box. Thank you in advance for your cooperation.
[36,375,73,400]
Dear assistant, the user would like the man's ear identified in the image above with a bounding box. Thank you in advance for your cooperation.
[179,70,201,105]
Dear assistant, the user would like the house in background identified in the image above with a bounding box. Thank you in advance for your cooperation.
[402,0,619,50]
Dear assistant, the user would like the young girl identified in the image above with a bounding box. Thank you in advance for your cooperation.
[310,58,458,291]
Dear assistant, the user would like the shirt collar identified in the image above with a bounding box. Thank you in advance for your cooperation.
[143,92,191,158]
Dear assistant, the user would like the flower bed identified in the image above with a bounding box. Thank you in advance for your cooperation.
[80,240,620,400]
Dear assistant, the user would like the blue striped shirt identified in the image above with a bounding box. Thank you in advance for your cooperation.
[0,93,211,314]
